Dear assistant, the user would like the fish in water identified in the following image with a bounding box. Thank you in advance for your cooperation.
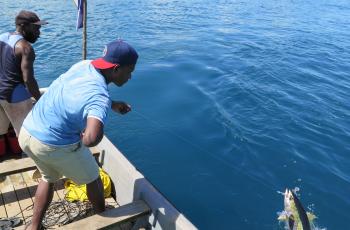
[278,188,316,230]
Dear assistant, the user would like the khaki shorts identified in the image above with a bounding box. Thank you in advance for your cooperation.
[18,128,99,184]
[0,99,33,136]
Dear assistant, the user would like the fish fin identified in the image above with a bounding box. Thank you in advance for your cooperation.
[278,214,287,221]
[307,212,317,221]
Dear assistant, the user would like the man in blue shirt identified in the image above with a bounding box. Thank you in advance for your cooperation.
[0,10,47,139]
[18,40,138,230]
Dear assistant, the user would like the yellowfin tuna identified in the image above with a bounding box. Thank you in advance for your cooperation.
[278,189,316,230]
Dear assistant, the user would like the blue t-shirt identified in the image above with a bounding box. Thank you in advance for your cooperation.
[23,60,111,145]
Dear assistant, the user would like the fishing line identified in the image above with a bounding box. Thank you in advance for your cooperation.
[132,109,274,191]
[132,109,210,154]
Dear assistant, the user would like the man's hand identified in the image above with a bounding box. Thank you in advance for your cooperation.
[111,101,131,114]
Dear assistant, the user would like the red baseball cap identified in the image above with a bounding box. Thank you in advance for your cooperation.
[91,40,138,69]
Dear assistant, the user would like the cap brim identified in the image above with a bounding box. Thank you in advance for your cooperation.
[32,20,48,25]
[91,58,119,69]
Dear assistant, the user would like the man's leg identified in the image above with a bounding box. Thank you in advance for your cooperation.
[27,180,54,230]
[86,176,105,213]
[0,104,10,156]
[0,102,10,135]
[1,98,32,136]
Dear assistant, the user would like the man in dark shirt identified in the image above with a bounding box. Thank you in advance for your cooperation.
[0,10,47,139]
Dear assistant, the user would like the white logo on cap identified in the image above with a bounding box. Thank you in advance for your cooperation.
[102,45,107,57]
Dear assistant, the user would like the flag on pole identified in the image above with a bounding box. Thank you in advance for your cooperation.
[76,0,84,30]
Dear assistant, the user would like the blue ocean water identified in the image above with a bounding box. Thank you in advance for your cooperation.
[1,1,350,229]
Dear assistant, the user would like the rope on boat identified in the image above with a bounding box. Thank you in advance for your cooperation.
[42,200,93,228]
[10,190,116,228]
[43,199,116,228]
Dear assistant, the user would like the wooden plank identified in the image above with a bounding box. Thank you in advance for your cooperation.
[0,158,37,177]
[0,176,14,216]
[12,172,37,230]
[0,192,7,218]
[0,175,8,218]
[21,170,37,201]
[9,174,28,224]
[105,197,119,208]
[0,152,100,177]
[12,173,34,224]
[1,175,22,219]
[59,200,150,230]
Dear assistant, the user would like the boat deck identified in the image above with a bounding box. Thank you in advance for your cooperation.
[0,154,150,230]
[0,169,124,229]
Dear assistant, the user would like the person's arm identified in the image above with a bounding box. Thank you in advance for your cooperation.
[16,41,41,101]
[111,100,131,114]
[81,117,104,147]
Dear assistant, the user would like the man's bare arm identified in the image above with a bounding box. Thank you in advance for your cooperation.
[81,117,104,147]
[16,40,41,101]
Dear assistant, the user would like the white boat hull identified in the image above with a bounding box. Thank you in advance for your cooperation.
[93,136,197,230]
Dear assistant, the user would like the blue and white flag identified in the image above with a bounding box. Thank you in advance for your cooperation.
[76,0,84,30]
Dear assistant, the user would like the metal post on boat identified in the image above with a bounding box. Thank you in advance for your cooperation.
[72,0,87,60]
[82,0,87,60]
